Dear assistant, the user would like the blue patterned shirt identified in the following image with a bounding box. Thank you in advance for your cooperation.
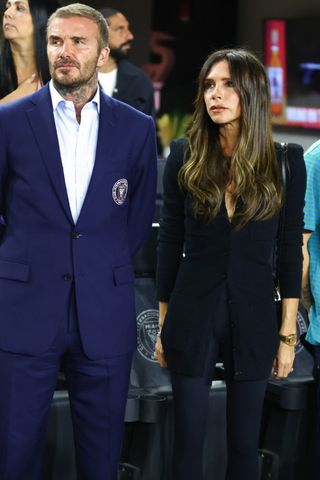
[304,140,320,345]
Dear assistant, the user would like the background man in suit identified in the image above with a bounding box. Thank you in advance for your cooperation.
[0,3,157,480]
[98,7,155,116]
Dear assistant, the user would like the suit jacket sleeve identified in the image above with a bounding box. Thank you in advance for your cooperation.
[279,142,306,298]
[0,109,8,242]
[127,116,157,258]
[156,138,187,301]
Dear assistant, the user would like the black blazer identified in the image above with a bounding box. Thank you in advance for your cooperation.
[156,138,306,380]
[112,59,155,117]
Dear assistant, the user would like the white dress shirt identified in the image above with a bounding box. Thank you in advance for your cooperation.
[98,69,118,97]
[49,80,100,223]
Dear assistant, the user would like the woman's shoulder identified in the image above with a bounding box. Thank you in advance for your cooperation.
[165,137,188,172]
[169,137,188,156]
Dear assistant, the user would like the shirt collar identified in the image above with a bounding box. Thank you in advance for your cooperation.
[49,79,100,113]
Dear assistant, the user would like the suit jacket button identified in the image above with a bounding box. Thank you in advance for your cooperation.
[72,231,82,239]
[62,273,73,281]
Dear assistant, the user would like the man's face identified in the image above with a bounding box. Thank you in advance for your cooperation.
[47,15,109,91]
[107,12,134,61]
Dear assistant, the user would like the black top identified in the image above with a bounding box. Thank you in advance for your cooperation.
[156,138,306,380]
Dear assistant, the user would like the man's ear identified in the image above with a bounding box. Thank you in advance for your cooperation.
[97,46,110,68]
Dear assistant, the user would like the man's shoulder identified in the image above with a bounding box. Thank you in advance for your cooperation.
[100,89,152,122]
[117,60,151,83]
[304,139,320,161]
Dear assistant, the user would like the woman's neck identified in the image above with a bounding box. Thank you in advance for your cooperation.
[219,124,240,157]
[10,39,37,84]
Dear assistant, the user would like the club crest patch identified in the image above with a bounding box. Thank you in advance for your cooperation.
[112,178,128,205]
[137,309,159,362]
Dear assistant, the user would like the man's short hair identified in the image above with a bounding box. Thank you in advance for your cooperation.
[98,8,120,21]
[47,3,109,49]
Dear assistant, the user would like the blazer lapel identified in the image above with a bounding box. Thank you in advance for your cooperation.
[76,92,117,224]
[26,85,73,224]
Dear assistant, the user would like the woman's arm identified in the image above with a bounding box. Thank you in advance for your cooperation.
[155,139,187,367]
[155,301,168,368]
[156,138,186,300]
[272,297,298,379]
[273,143,306,379]
[0,74,38,104]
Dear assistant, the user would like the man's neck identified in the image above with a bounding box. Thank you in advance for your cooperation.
[53,77,98,123]
[99,56,118,73]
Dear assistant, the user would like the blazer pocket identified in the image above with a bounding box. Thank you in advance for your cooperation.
[0,258,30,281]
[113,263,134,286]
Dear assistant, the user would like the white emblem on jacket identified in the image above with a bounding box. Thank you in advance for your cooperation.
[112,179,128,205]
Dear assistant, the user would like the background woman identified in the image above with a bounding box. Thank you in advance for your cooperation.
[155,48,306,480]
[0,0,60,104]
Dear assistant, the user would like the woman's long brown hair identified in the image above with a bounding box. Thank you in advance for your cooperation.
[178,48,282,229]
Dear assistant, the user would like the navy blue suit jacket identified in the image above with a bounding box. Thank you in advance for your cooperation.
[0,84,157,359]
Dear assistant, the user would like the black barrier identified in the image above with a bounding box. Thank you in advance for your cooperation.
[121,382,228,480]
[259,449,279,480]
[133,225,159,278]
[118,463,141,480]
[260,377,316,480]
[130,277,171,389]
[290,303,315,378]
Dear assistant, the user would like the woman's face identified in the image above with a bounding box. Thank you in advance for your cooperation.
[3,0,34,42]
[203,59,241,129]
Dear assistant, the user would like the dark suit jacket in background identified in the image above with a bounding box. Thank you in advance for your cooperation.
[157,138,306,381]
[112,59,155,117]
[0,84,157,360]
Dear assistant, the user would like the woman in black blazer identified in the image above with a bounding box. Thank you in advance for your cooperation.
[155,49,306,480]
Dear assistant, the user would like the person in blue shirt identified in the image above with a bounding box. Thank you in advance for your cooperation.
[302,139,320,477]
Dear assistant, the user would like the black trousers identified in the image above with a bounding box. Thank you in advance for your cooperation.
[170,308,268,480]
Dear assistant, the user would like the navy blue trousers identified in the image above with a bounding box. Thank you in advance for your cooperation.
[171,310,267,480]
[0,296,133,480]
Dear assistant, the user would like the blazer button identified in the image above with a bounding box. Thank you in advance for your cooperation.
[72,230,82,239]
[62,273,73,281]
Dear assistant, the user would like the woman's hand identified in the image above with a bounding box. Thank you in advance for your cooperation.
[155,334,167,368]
[271,342,295,379]
[154,301,168,368]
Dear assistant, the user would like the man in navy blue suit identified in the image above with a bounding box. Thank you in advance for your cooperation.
[0,3,157,479]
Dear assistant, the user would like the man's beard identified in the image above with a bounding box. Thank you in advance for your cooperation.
[50,57,98,94]
[110,42,132,61]
[52,77,90,94]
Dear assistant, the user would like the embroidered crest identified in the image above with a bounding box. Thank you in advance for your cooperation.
[112,178,128,205]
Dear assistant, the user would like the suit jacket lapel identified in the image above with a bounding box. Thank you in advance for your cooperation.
[26,85,74,224]
[76,92,117,224]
